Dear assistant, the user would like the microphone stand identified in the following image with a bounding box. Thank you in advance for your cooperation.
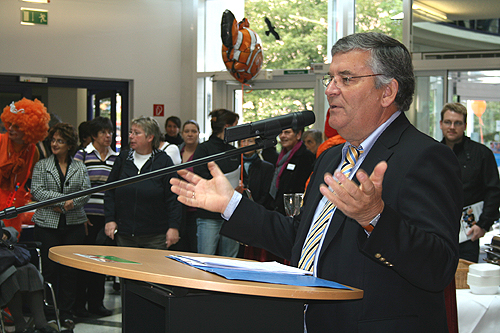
[0,137,277,221]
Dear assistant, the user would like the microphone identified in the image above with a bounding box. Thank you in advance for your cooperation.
[224,111,315,143]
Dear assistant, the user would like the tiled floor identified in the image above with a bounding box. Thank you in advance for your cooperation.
[71,279,122,333]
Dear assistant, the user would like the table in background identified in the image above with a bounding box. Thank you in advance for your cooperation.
[49,245,363,333]
[457,288,500,333]
[479,228,499,263]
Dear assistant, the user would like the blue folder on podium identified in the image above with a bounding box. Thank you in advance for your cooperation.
[167,255,350,290]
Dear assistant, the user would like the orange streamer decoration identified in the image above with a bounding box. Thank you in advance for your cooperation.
[471,100,487,144]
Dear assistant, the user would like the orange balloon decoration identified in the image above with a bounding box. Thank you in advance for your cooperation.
[471,100,487,143]
[471,100,486,118]
[221,10,263,83]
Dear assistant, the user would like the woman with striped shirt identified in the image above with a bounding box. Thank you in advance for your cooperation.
[73,116,118,318]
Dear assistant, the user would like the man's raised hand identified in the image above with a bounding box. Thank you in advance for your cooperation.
[170,162,235,214]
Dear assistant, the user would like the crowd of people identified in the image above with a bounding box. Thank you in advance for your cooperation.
[2,31,500,332]
[0,99,324,332]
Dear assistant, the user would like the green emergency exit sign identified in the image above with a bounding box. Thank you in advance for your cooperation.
[21,9,48,25]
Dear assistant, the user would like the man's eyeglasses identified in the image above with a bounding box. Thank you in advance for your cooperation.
[442,120,465,127]
[51,138,66,145]
[322,74,384,88]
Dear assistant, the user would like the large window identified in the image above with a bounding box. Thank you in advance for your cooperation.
[198,0,408,130]
[236,88,315,123]
[238,1,326,125]
[197,0,500,157]
[414,72,445,138]
[198,0,244,72]
[417,70,500,165]
[356,0,403,41]
[244,0,329,71]
[448,71,500,165]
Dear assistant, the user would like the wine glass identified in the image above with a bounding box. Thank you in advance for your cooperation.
[284,193,304,217]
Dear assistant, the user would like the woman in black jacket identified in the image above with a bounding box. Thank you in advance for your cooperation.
[104,116,181,249]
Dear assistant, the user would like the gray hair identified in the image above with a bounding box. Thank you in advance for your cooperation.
[331,32,415,112]
[302,129,323,144]
[131,116,162,149]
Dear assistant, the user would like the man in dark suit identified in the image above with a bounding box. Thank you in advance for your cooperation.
[171,32,462,332]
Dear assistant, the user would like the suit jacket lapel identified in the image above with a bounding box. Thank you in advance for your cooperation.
[358,113,410,174]
[47,156,62,190]
[318,113,410,258]
[65,160,78,182]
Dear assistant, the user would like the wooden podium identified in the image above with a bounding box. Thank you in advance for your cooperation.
[49,245,363,332]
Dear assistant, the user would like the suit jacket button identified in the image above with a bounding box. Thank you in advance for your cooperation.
[375,253,382,258]
[379,257,386,262]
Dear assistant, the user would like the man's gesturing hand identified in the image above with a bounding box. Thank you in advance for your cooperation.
[320,161,387,227]
[170,162,235,214]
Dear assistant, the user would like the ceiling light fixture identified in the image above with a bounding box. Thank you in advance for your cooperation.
[412,2,447,21]
[20,0,50,3]
[392,2,448,21]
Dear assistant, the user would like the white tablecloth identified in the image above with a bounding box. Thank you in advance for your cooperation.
[457,288,500,333]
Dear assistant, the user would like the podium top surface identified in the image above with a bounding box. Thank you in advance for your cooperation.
[49,245,363,301]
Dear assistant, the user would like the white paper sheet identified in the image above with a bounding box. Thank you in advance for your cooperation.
[168,255,312,275]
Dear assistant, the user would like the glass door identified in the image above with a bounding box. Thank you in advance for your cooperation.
[90,90,123,151]
[448,70,500,165]
[413,71,446,138]
[414,69,500,166]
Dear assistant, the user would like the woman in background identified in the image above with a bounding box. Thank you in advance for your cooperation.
[104,116,181,249]
[164,116,183,145]
[171,120,200,252]
[73,116,118,318]
[179,120,200,165]
[31,123,91,329]
[158,138,182,165]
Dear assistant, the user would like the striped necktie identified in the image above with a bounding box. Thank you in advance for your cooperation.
[298,145,363,272]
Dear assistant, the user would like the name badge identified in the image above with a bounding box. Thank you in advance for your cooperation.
[106,160,115,165]
[287,163,296,170]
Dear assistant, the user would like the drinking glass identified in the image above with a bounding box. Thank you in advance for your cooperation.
[284,193,304,217]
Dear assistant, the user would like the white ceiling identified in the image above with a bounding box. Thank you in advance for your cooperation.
[419,0,500,20]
